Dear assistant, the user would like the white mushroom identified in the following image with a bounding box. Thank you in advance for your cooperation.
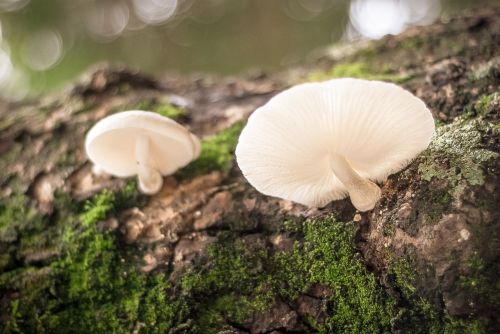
[85,110,200,194]
[235,78,435,211]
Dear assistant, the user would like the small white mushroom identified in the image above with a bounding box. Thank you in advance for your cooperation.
[236,78,435,211]
[85,110,200,194]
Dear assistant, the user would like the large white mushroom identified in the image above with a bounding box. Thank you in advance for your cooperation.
[235,78,435,211]
[85,110,200,194]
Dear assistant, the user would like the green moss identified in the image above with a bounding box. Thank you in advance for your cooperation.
[79,190,115,227]
[176,216,398,333]
[50,232,143,332]
[400,36,425,50]
[274,216,397,333]
[282,219,301,234]
[474,93,499,117]
[389,258,442,332]
[415,117,498,225]
[435,119,445,128]
[154,103,185,119]
[0,143,22,171]
[418,118,498,188]
[463,93,499,119]
[443,317,487,334]
[397,33,468,58]
[138,275,182,333]
[178,122,244,177]
[135,99,186,119]
[1,208,400,333]
[389,256,490,333]
[180,241,273,333]
[0,194,51,273]
[2,192,493,333]
[308,62,412,83]
[55,151,78,168]
[117,83,131,95]
[390,257,417,299]
[0,195,35,244]
[0,185,158,334]
[459,252,500,313]
[0,185,158,333]
[382,220,397,237]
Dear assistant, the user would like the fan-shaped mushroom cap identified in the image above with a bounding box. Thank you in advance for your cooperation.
[85,110,200,193]
[236,78,435,208]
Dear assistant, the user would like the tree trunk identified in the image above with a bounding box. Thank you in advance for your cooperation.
[0,7,499,334]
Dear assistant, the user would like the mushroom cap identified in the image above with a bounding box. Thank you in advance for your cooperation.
[85,110,200,177]
[235,78,435,207]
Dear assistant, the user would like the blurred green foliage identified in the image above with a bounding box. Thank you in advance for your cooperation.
[178,122,244,177]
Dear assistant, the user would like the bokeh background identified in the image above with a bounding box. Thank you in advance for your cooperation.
[0,0,495,99]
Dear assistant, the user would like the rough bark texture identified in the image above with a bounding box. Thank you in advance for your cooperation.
[0,7,499,334]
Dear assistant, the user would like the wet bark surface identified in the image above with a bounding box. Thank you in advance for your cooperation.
[0,7,499,334]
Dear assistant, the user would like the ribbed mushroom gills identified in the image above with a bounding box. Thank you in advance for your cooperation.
[236,78,435,211]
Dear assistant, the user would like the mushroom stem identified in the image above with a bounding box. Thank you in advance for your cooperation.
[330,155,381,211]
[135,134,163,195]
